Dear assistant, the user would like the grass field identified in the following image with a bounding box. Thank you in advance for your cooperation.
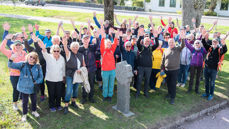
[0,11,229,129]
[0,5,229,35]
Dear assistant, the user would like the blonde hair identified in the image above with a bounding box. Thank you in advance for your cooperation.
[70,42,80,49]
[26,52,39,64]
[105,39,112,48]
[50,45,61,54]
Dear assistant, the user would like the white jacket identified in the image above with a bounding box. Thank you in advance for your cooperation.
[73,67,90,93]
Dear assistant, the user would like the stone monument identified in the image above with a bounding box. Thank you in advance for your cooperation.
[112,61,135,117]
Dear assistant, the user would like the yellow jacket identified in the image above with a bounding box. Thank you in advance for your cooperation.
[152,48,164,69]
[155,72,167,88]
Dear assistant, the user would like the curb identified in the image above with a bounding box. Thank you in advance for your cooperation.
[159,101,228,129]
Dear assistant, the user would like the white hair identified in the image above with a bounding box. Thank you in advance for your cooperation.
[51,35,60,43]
[125,41,131,48]
[50,45,61,54]
[70,42,80,49]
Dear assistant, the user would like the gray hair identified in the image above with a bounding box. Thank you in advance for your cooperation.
[50,45,61,54]
[125,41,131,48]
[70,42,80,49]
[51,35,60,43]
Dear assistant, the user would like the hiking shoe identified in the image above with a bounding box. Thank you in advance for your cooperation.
[208,95,214,101]
[170,98,175,105]
[40,96,45,102]
[71,102,79,109]
[13,104,18,111]
[21,115,27,122]
[50,108,56,112]
[80,98,87,104]
[64,107,68,114]
[57,106,63,111]
[202,93,208,97]
[32,111,40,117]
[180,84,185,88]
[176,83,181,87]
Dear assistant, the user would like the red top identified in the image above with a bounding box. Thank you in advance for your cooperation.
[100,38,118,71]
[161,19,178,38]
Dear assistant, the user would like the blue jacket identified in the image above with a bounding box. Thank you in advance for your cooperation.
[8,61,43,94]
[36,31,52,48]
[2,30,33,50]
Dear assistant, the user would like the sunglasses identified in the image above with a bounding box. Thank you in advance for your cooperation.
[187,39,191,41]
[195,43,200,45]
[16,44,22,46]
[53,50,60,53]
[126,46,131,48]
[30,56,36,60]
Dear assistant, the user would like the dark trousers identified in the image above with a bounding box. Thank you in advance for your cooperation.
[136,67,152,96]
[46,81,63,108]
[22,93,36,115]
[61,82,66,100]
[10,76,20,102]
[204,67,217,96]
[165,69,179,99]
[188,66,202,92]
[150,69,161,89]
[40,64,46,96]
[82,71,95,100]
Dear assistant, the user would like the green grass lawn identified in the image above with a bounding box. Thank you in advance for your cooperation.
[0,5,229,35]
[0,17,229,129]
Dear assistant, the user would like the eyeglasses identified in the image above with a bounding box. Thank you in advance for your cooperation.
[195,43,200,45]
[30,56,36,60]
[126,46,131,48]
[187,39,191,41]
[16,44,22,46]
[53,50,60,53]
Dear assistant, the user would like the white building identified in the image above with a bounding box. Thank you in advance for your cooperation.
[144,0,229,16]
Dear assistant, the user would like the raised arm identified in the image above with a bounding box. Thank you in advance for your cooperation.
[62,36,70,58]
[56,21,63,35]
[178,30,186,51]
[93,12,101,28]
[0,34,13,58]
[71,19,80,34]
[2,22,10,40]
[220,39,228,56]
[114,14,121,26]
[176,18,181,29]
[8,59,24,70]
[160,16,166,27]
[222,32,229,40]
[35,24,45,40]
[207,20,217,32]
[151,30,159,51]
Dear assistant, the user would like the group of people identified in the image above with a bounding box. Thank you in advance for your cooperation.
[1,11,228,122]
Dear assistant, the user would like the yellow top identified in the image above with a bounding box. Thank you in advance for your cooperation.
[152,48,164,69]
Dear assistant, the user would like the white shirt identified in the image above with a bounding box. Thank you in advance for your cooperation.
[66,52,83,70]
[42,51,65,82]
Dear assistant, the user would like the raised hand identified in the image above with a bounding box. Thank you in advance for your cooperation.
[21,26,26,32]
[88,19,91,25]
[34,24,39,31]
[192,18,196,23]
[201,28,207,36]
[149,15,153,22]
[23,32,28,40]
[213,20,218,25]
[38,39,46,49]
[179,30,186,39]
[168,17,172,22]
[153,30,158,38]
[62,36,68,46]
[221,39,226,46]
[28,24,33,33]
[160,16,163,20]
[32,34,39,42]
[80,24,84,30]
[93,11,96,17]
[3,22,10,31]
[58,21,63,27]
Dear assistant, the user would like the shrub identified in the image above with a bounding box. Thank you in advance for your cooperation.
[204,11,217,16]
[133,1,143,7]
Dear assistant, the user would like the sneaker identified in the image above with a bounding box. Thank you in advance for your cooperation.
[13,104,18,111]
[32,111,40,117]
[57,106,63,111]
[208,95,213,101]
[64,107,68,114]
[71,102,79,109]
[21,115,27,122]
[170,98,175,105]
[180,84,185,88]
[40,96,45,102]
[80,98,87,104]
[50,108,56,112]
[202,93,208,97]
[176,83,181,87]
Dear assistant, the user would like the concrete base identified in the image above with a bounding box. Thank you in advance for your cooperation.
[112,105,135,117]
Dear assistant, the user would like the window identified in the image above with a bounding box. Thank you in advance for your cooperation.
[170,0,176,7]
[159,0,165,7]
[220,0,229,10]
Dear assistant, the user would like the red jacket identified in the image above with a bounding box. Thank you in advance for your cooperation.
[100,38,118,71]
[161,19,178,38]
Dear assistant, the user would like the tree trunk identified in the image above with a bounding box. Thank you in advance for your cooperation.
[104,0,114,26]
[209,0,217,12]
[182,0,206,28]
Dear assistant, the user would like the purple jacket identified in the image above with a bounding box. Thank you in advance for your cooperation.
[185,40,207,67]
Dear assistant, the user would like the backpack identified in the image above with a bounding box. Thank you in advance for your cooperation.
[206,47,224,71]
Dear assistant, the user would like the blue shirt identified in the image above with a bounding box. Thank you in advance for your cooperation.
[36,31,52,48]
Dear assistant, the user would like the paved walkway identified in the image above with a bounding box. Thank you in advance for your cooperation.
[1,2,229,26]
[180,107,229,129]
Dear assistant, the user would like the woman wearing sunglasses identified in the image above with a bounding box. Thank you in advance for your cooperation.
[38,39,66,112]
[8,52,43,122]
[0,34,27,111]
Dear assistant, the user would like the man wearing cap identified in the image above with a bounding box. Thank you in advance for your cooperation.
[78,34,99,104]
[35,24,52,48]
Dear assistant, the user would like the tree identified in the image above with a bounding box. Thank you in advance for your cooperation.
[182,0,207,28]
[104,0,114,26]
[208,0,217,12]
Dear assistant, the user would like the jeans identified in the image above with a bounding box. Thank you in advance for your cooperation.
[64,76,79,103]
[204,67,217,96]
[101,70,116,97]
[150,69,161,89]
[10,76,20,102]
[22,93,37,115]
[136,67,152,96]
[165,69,179,99]
[82,71,95,100]
[178,64,190,84]
[188,66,202,92]
[46,81,63,108]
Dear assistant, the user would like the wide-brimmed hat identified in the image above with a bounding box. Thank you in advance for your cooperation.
[10,40,24,49]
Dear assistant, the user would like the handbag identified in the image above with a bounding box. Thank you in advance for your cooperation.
[27,63,40,93]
